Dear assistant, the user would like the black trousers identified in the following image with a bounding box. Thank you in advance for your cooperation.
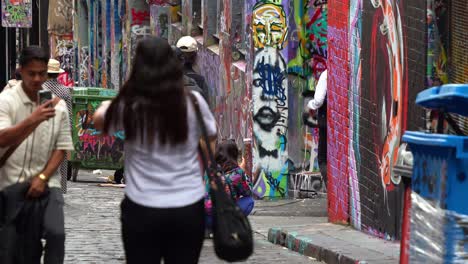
[43,187,66,264]
[318,123,328,187]
[121,196,205,264]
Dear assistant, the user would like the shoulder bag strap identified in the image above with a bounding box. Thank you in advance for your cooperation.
[0,97,61,169]
[0,145,20,168]
[187,92,218,182]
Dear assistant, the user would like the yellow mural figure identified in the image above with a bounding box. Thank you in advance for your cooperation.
[252,2,288,50]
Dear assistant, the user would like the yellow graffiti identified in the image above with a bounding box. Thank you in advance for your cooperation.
[252,3,288,50]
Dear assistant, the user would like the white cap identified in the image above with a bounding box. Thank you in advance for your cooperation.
[176,36,198,52]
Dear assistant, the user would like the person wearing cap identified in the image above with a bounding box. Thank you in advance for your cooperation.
[176,36,211,108]
[43,59,73,194]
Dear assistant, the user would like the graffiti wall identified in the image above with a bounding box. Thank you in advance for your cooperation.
[360,0,409,239]
[48,0,73,35]
[286,0,327,176]
[328,0,426,238]
[1,0,32,28]
[50,35,75,87]
[426,0,449,87]
[72,93,124,168]
[249,0,290,199]
[327,0,350,224]
[157,0,326,199]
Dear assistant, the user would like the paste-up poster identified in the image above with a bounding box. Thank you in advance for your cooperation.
[1,0,33,28]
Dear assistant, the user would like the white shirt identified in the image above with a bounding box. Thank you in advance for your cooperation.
[0,82,74,190]
[102,91,217,208]
[307,70,328,110]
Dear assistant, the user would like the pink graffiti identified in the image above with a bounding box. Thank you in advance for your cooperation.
[80,134,115,151]
[131,8,150,26]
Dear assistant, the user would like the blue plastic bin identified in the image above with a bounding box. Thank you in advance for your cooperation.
[416,84,468,116]
[404,132,468,263]
[403,131,468,214]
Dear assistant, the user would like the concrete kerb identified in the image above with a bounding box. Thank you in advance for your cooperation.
[268,228,360,264]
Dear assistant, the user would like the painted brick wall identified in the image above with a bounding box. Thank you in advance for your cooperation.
[328,0,427,238]
[327,0,350,224]
[450,0,468,83]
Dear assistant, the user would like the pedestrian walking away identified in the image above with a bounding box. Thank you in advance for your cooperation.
[93,36,217,264]
[176,36,211,107]
[0,46,74,264]
[43,59,73,194]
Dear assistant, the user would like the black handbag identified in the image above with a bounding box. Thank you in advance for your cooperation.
[188,92,254,262]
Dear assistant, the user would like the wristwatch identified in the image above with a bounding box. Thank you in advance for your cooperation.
[38,173,48,181]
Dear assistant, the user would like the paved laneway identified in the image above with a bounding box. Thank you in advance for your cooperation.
[63,171,322,263]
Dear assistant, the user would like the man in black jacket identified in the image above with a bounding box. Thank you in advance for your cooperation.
[175,36,210,107]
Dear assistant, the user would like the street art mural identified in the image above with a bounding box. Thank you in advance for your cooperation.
[129,4,151,71]
[327,0,350,224]
[286,0,327,180]
[48,0,73,35]
[346,0,428,239]
[364,0,407,238]
[426,0,449,87]
[78,46,90,87]
[72,93,124,168]
[150,5,170,39]
[51,36,75,87]
[288,0,327,91]
[1,0,32,28]
[348,0,362,230]
[251,0,290,198]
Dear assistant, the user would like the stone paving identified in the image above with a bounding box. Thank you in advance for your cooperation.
[63,170,322,263]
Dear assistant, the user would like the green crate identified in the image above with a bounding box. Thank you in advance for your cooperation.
[71,87,124,170]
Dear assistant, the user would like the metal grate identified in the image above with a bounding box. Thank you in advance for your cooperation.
[450,1,468,83]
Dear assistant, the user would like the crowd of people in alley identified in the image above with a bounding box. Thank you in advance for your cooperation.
[0,36,262,264]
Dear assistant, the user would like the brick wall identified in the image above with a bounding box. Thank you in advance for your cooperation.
[327,0,350,224]
[450,0,468,83]
[328,0,427,238]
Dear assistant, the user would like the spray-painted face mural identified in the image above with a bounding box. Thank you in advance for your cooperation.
[251,1,289,198]
[252,3,288,49]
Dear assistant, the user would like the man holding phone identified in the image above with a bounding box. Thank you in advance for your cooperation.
[0,46,73,263]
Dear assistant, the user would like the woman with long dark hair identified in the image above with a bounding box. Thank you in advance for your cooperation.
[93,37,217,264]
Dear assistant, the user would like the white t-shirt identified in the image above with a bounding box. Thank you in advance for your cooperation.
[103,91,216,208]
[307,70,327,110]
[0,82,74,190]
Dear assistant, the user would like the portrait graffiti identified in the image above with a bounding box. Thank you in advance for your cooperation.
[251,0,289,198]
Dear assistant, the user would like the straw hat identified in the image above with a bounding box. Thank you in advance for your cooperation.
[47,59,65,74]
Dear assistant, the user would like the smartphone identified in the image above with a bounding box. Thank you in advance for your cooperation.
[38,90,53,107]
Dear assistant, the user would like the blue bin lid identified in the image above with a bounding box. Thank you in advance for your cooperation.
[416,84,468,117]
[402,131,468,159]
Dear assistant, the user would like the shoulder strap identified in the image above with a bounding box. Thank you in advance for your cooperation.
[0,97,61,169]
[0,145,20,168]
[188,92,216,166]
